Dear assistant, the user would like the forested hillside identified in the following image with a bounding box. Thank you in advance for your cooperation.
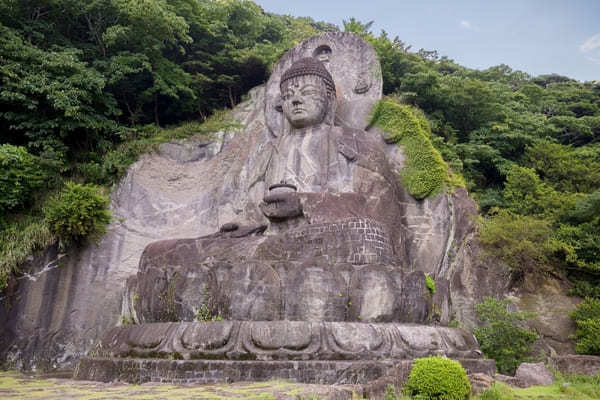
[349,19,599,288]
[1,1,599,352]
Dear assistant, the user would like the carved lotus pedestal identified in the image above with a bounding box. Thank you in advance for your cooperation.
[74,321,494,384]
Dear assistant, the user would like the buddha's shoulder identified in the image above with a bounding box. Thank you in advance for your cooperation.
[332,126,385,152]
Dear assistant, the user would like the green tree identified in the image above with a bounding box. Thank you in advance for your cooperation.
[571,298,600,355]
[524,141,600,194]
[474,297,539,375]
[343,18,422,94]
[0,145,46,214]
[555,191,600,275]
[478,209,560,276]
[0,24,120,167]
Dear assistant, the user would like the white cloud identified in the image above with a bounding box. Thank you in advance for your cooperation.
[460,20,472,30]
[579,33,600,53]
[584,55,600,65]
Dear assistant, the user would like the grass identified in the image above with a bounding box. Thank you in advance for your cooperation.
[475,373,600,400]
[0,214,55,292]
[2,370,599,400]
[0,371,360,400]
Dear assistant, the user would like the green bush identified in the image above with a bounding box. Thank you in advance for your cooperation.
[44,182,111,248]
[473,297,538,375]
[403,355,471,400]
[425,274,436,294]
[0,144,46,214]
[570,298,600,355]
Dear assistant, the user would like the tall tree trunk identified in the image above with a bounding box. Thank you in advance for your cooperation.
[84,14,106,57]
[154,94,160,127]
[228,86,235,109]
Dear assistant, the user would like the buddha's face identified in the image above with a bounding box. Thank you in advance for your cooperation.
[281,75,329,129]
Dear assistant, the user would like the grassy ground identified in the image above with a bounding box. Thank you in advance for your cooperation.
[0,371,358,400]
[476,375,600,400]
[1,371,599,400]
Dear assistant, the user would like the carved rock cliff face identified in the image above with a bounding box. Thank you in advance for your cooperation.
[0,85,576,369]
[0,87,271,369]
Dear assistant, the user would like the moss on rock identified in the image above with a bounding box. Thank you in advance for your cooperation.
[370,99,461,199]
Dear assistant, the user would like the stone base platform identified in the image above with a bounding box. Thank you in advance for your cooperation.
[74,357,496,385]
[73,321,495,384]
[87,321,484,361]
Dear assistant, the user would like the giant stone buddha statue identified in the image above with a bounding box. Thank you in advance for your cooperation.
[74,33,492,385]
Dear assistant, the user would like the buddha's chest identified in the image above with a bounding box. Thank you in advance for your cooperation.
[273,129,354,192]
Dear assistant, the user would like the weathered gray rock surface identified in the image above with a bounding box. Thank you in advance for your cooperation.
[550,355,600,376]
[514,362,554,388]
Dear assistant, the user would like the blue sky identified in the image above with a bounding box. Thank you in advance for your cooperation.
[253,0,599,82]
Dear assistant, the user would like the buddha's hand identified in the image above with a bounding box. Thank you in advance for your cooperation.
[260,192,303,220]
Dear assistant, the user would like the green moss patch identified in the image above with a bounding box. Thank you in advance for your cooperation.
[0,372,355,399]
[370,99,459,199]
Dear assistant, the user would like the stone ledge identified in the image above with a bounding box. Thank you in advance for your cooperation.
[73,357,495,385]
[550,355,600,376]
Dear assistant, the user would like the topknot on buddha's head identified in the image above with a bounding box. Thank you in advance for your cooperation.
[280,57,336,95]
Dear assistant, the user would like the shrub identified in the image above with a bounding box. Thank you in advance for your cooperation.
[44,182,111,248]
[0,144,46,214]
[473,297,538,375]
[570,298,600,355]
[425,274,436,294]
[403,355,471,400]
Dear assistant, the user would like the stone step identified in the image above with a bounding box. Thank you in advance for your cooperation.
[74,357,495,385]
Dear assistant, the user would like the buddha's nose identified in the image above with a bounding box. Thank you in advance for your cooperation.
[291,96,302,106]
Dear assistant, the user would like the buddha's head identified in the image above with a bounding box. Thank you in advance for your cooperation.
[280,57,336,129]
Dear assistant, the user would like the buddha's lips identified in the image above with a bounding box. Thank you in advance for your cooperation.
[292,108,305,114]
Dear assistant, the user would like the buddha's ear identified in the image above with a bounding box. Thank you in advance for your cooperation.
[274,95,283,112]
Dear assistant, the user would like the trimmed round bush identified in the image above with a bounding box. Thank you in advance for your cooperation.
[44,182,111,248]
[403,356,471,400]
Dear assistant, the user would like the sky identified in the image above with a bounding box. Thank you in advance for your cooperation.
[253,0,600,82]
